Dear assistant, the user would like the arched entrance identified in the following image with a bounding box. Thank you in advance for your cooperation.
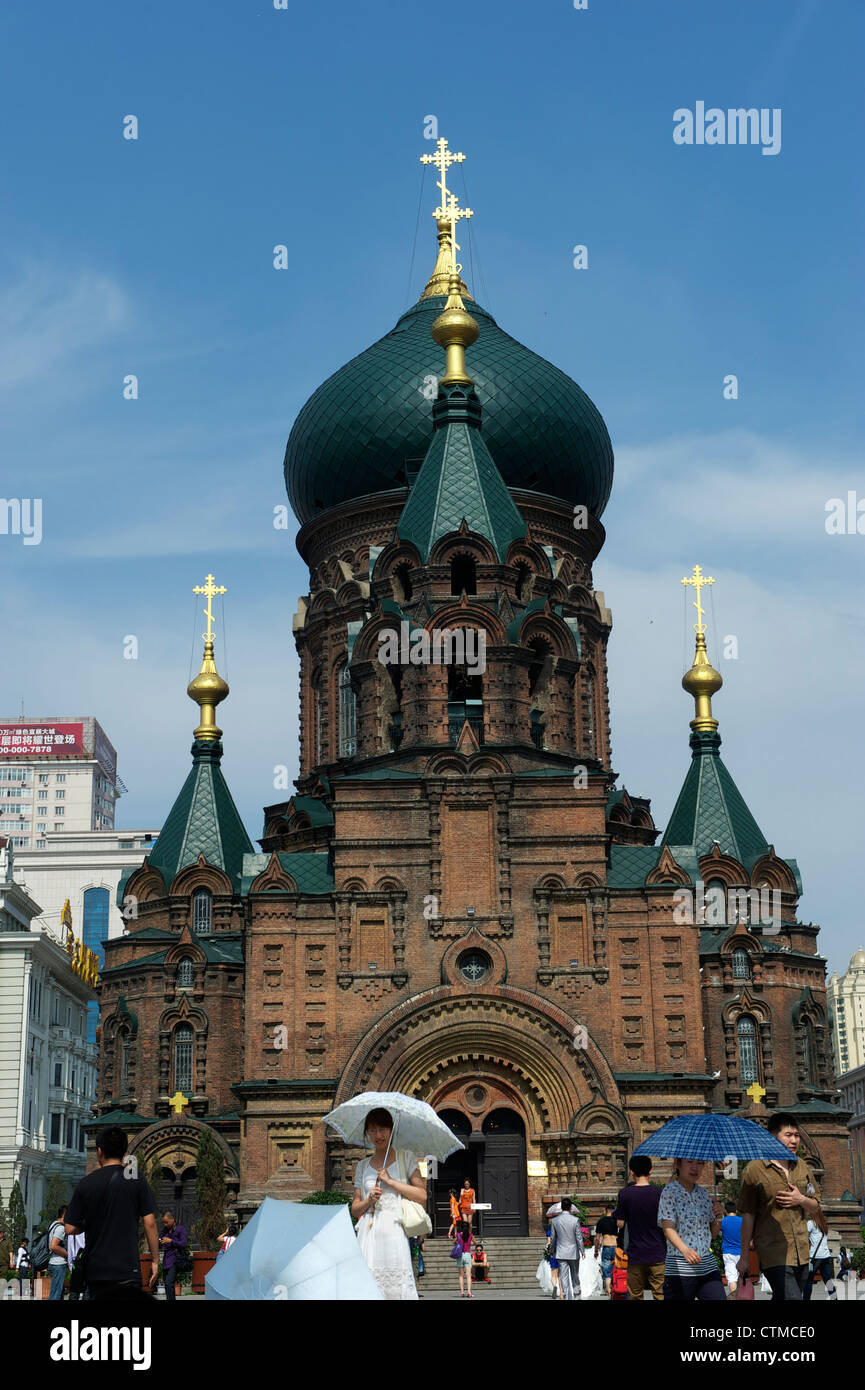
[154,1165,198,1239]
[481,1108,528,1237]
[431,1109,472,1236]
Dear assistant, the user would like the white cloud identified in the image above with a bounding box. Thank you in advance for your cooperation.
[0,266,130,390]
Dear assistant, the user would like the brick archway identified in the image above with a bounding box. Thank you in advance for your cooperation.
[333,985,626,1232]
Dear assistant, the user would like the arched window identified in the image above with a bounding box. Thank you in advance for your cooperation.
[584,678,596,750]
[192,888,212,933]
[338,663,357,757]
[450,554,476,596]
[737,1016,759,1085]
[312,674,323,764]
[119,1029,130,1093]
[803,1022,819,1085]
[393,562,413,602]
[448,663,483,746]
[705,878,727,927]
[732,948,751,979]
[173,1024,193,1094]
[177,958,194,989]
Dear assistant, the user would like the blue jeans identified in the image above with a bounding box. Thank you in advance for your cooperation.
[163,1269,176,1300]
[49,1263,66,1300]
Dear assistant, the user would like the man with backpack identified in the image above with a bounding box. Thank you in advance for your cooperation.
[28,1216,64,1299]
[64,1125,160,1301]
[48,1206,68,1299]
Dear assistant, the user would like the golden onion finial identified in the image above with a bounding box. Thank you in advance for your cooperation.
[188,573,229,742]
[681,565,722,732]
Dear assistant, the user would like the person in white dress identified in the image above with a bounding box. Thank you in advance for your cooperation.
[579,1239,604,1298]
[351,1106,427,1301]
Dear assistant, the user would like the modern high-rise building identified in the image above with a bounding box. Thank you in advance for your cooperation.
[828,948,865,1075]
[0,717,122,847]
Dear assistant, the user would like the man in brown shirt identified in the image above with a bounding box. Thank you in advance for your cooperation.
[737,1112,821,1300]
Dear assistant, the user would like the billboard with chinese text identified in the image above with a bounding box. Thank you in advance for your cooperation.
[0,722,84,756]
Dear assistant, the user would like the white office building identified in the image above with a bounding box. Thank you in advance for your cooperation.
[0,840,98,1233]
[828,948,865,1076]
[13,827,161,1043]
[0,716,123,846]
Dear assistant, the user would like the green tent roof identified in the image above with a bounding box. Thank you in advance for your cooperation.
[396,383,526,562]
[662,730,769,869]
[146,738,254,892]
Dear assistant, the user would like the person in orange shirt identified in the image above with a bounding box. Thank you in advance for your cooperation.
[459,1177,476,1232]
[448,1189,461,1239]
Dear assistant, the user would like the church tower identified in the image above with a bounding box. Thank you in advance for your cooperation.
[92,575,251,1228]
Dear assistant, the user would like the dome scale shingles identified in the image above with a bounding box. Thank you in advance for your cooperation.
[284,295,614,525]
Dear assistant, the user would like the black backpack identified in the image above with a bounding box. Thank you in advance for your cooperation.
[29,1225,59,1270]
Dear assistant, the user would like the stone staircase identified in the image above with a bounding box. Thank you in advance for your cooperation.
[417,1236,547,1292]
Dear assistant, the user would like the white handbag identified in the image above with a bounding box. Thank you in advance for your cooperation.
[396,1149,432,1238]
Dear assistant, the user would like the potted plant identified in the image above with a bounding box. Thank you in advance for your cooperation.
[192,1129,229,1291]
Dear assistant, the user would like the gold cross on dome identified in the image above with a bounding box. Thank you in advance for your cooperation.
[193,573,226,643]
[745,1080,766,1105]
[420,137,466,215]
[436,191,474,276]
[681,564,714,635]
[168,1090,189,1116]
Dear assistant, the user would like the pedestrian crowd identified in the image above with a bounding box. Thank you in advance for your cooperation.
[1,1125,190,1301]
[538,1111,851,1302]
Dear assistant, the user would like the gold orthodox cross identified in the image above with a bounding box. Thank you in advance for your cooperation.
[193,573,226,643]
[436,191,473,277]
[681,564,714,635]
[420,137,466,216]
[745,1081,766,1105]
[168,1090,190,1116]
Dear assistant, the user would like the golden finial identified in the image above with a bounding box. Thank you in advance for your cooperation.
[680,565,722,732]
[428,189,479,386]
[419,137,473,300]
[187,572,229,742]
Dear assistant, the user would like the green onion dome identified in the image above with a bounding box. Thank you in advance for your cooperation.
[284,293,614,525]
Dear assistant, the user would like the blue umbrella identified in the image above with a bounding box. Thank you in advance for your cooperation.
[633,1113,793,1164]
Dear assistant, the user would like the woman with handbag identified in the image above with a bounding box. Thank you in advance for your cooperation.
[350,1106,427,1300]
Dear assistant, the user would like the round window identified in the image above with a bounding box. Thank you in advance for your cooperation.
[458,951,491,983]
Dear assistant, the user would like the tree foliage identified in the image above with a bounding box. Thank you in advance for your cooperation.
[7,1182,26,1248]
[38,1173,71,1230]
[194,1128,228,1250]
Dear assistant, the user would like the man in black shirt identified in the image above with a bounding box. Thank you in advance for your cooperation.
[65,1126,160,1301]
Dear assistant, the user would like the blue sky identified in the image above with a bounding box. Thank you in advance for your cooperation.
[0,0,862,974]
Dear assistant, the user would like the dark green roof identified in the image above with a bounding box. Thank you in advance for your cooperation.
[242,851,335,896]
[613,1073,716,1083]
[146,738,254,892]
[290,796,334,828]
[606,843,700,889]
[84,1108,150,1128]
[101,933,243,976]
[340,767,419,780]
[782,1099,847,1117]
[396,383,526,562]
[663,730,769,868]
[284,293,614,525]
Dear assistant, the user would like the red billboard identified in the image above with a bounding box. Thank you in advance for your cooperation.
[0,722,84,756]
